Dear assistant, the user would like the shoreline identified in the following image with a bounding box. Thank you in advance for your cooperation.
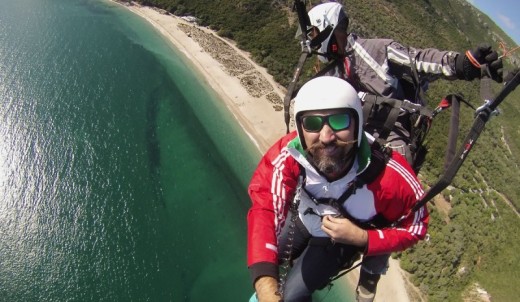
[112,1,287,155]
[110,1,413,301]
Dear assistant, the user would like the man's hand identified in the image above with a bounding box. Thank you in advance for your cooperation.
[456,44,503,82]
[254,276,282,302]
[321,215,368,247]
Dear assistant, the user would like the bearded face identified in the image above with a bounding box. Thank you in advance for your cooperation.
[307,139,357,177]
[298,109,359,180]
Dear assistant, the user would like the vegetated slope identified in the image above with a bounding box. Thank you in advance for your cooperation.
[136,0,520,301]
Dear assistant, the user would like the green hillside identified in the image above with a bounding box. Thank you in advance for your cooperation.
[134,0,520,301]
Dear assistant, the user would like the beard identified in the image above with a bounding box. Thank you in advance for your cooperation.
[307,139,357,178]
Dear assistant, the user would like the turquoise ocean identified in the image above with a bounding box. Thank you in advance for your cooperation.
[0,0,352,301]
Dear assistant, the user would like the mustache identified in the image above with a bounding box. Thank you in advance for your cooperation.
[308,139,358,151]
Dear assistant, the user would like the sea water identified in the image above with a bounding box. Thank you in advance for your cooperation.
[0,0,260,300]
[0,0,353,301]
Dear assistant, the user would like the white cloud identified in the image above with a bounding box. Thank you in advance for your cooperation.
[498,13,516,30]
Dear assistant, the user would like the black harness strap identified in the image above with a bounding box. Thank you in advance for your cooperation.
[362,94,434,118]
[337,145,389,212]
[444,94,461,171]
[361,94,433,141]
[407,47,426,103]
[303,143,390,229]
[310,25,334,48]
[288,58,345,102]
[361,95,399,140]
[431,93,476,173]
[284,52,310,133]
[284,0,312,133]
[382,100,401,140]
[480,67,494,102]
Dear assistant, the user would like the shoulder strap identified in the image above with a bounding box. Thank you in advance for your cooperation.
[361,94,399,140]
[333,143,390,216]
[359,142,391,183]
[407,47,426,103]
[361,94,433,141]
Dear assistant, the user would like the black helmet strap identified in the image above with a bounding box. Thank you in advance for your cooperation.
[309,25,333,49]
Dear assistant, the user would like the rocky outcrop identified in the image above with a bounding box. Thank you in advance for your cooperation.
[177,23,283,111]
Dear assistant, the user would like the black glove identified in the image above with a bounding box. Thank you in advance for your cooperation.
[456,44,503,82]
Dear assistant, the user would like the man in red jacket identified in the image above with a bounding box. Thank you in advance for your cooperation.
[247,76,429,301]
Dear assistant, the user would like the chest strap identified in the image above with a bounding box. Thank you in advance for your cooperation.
[303,143,391,229]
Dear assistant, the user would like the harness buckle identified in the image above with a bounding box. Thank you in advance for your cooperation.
[475,100,500,118]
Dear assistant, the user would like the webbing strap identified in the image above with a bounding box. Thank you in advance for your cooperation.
[407,47,426,103]
[288,58,345,102]
[480,76,494,102]
[310,26,333,48]
[284,0,312,133]
[407,114,488,216]
[361,94,433,140]
[361,96,372,125]
[284,52,310,133]
[381,101,400,139]
[361,95,399,139]
[302,144,390,229]
[362,94,434,118]
[444,94,461,171]
[333,145,389,220]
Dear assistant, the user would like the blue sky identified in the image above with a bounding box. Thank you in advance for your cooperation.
[467,0,520,46]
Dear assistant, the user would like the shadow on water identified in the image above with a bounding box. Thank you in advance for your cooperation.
[152,74,255,300]
[80,0,114,15]
[146,83,162,176]
[145,81,169,210]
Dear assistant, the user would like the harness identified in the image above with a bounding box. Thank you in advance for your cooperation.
[302,142,390,228]
[360,93,433,173]
[277,142,390,296]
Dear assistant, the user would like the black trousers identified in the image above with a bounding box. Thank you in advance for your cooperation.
[278,215,361,302]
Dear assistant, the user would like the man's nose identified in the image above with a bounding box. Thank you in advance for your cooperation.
[319,124,336,144]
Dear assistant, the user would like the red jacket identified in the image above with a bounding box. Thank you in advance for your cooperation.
[247,131,429,282]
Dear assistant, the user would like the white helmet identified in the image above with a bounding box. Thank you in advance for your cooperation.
[307,2,349,62]
[294,76,363,147]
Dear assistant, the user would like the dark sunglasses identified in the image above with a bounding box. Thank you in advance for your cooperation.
[301,113,352,132]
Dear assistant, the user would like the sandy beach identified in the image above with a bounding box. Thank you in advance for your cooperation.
[115,1,287,154]
[112,1,416,301]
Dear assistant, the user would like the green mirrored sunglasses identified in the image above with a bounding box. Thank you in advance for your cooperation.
[301,113,352,132]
